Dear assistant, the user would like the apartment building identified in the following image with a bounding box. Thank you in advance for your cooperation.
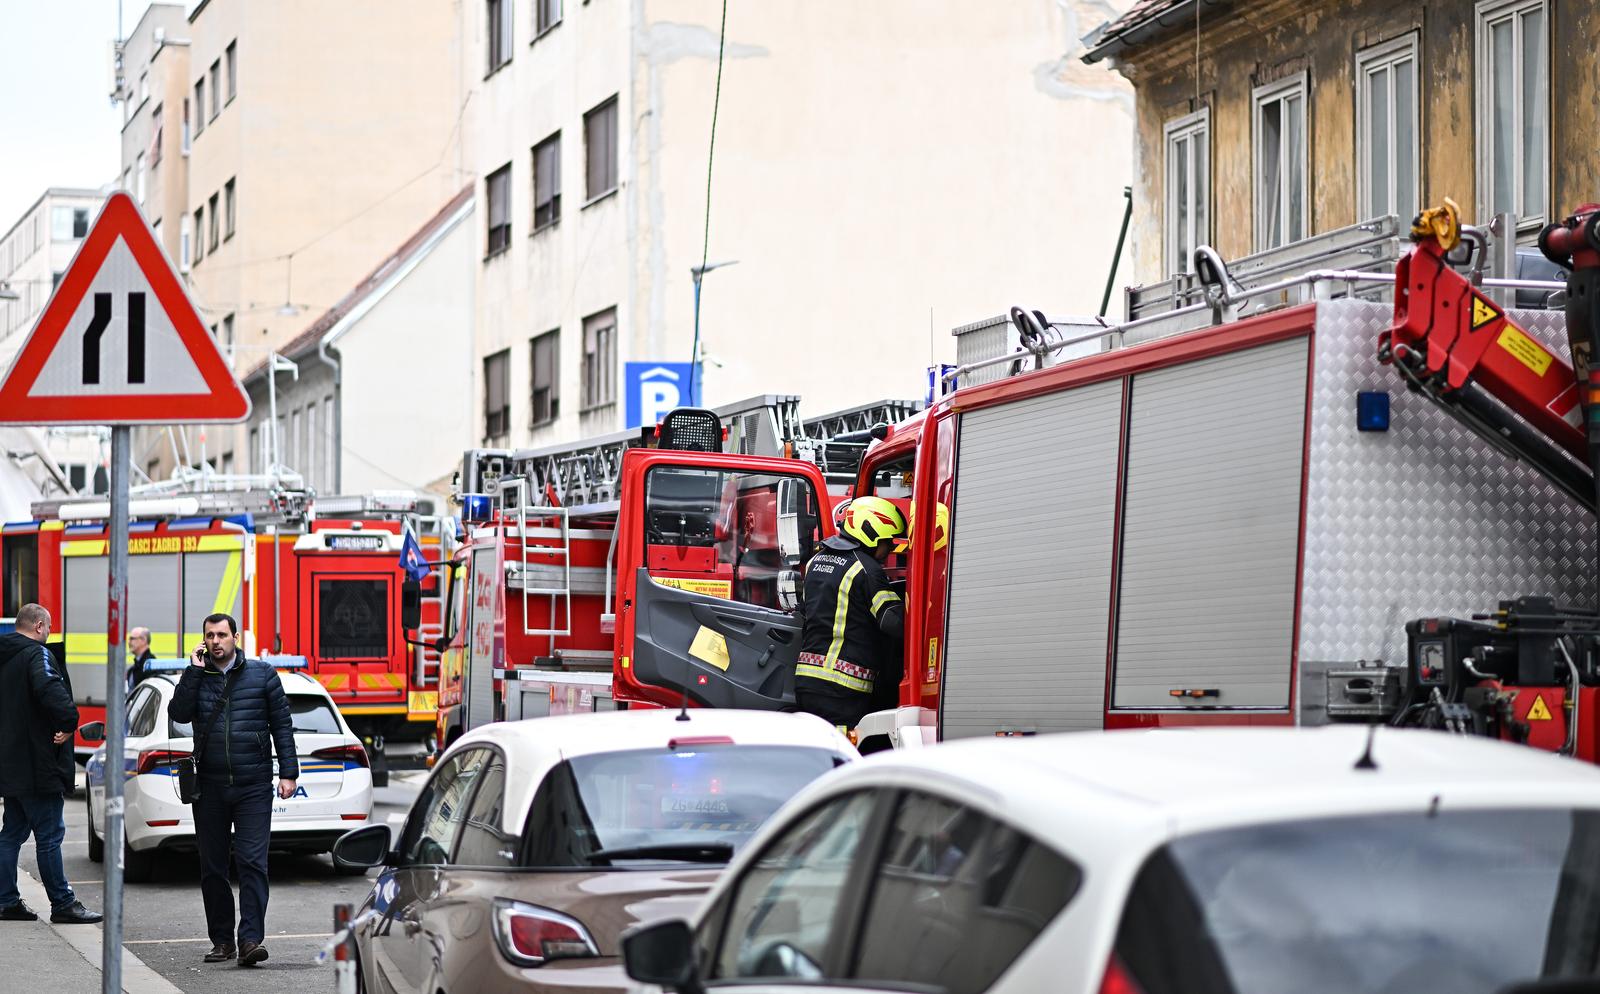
[116,0,465,483]
[463,0,1137,449]
[1083,0,1600,287]
[0,188,110,500]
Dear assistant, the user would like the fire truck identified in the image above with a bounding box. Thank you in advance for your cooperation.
[0,486,452,779]
[420,395,921,750]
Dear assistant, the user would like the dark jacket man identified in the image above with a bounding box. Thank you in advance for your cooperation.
[169,652,299,786]
[168,613,298,967]
[797,496,907,733]
[0,632,77,797]
[0,603,101,925]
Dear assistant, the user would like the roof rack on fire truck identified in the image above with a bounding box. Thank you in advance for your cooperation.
[30,481,314,527]
[460,394,922,511]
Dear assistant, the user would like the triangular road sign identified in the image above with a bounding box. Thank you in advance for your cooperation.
[0,191,250,425]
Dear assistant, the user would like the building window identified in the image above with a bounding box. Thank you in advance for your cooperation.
[324,395,335,487]
[1477,0,1548,230]
[1252,73,1308,250]
[486,0,513,74]
[249,427,259,474]
[484,348,511,440]
[208,192,220,251]
[306,404,317,488]
[208,60,221,120]
[485,162,512,257]
[537,0,561,35]
[193,79,205,135]
[1358,35,1419,224]
[530,330,559,427]
[181,215,192,271]
[532,132,561,231]
[139,72,148,104]
[224,178,236,239]
[222,313,235,361]
[226,41,238,102]
[192,206,204,262]
[51,207,87,241]
[135,153,146,206]
[584,96,619,201]
[582,308,616,410]
[1164,110,1210,274]
[182,97,192,151]
[151,104,164,166]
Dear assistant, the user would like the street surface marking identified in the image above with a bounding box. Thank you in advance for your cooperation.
[14,865,183,994]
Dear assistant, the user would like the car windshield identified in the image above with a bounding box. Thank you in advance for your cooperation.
[522,745,842,868]
[1113,807,1600,994]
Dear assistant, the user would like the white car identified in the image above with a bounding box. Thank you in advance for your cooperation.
[622,726,1600,994]
[84,660,374,881]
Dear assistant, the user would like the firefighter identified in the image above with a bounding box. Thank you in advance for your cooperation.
[796,496,906,735]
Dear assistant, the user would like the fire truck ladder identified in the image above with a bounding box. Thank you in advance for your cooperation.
[502,478,574,638]
[30,483,314,527]
[499,395,923,509]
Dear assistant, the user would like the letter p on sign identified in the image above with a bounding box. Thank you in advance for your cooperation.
[625,361,701,428]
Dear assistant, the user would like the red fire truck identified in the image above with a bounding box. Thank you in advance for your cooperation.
[423,396,920,750]
[0,487,451,778]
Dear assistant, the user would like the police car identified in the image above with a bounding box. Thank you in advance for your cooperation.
[83,658,374,881]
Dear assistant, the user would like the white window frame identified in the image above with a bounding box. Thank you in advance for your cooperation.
[1356,33,1420,223]
[1475,0,1549,233]
[180,216,192,272]
[1251,72,1310,251]
[1163,109,1210,275]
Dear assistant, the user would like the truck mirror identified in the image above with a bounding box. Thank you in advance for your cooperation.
[776,478,804,566]
[401,578,423,631]
[777,569,802,612]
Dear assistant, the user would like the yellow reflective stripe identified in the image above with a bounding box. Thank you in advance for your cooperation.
[65,632,107,666]
[795,662,874,694]
[824,562,863,667]
[62,540,108,557]
[210,552,242,617]
[196,534,244,552]
[870,590,900,616]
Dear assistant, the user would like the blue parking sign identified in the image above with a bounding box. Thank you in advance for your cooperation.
[625,361,702,428]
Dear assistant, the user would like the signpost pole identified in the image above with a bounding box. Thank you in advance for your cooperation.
[102,425,129,994]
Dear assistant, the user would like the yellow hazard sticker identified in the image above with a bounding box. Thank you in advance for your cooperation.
[1472,294,1502,331]
[407,691,438,717]
[926,637,940,683]
[1526,695,1553,721]
[689,626,731,671]
[653,576,733,599]
[1497,326,1554,377]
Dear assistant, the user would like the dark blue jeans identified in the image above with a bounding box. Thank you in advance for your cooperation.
[193,781,272,946]
[0,793,74,911]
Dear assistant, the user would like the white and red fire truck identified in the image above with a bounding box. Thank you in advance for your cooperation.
[0,486,452,777]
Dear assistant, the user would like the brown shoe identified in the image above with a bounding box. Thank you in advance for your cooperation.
[203,943,235,963]
[238,941,268,967]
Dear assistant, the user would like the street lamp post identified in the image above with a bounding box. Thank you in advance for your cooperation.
[689,259,738,402]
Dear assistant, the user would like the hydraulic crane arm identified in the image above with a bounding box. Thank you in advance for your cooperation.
[1381,200,1585,465]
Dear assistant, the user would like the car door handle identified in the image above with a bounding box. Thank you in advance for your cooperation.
[756,646,774,669]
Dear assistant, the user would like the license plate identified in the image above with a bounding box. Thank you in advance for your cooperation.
[662,797,730,815]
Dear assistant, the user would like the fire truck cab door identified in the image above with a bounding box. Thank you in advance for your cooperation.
[630,567,800,709]
[625,459,828,711]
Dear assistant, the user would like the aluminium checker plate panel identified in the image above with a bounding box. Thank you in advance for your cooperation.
[1296,298,1595,714]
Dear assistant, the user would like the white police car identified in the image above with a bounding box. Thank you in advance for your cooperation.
[83,658,375,881]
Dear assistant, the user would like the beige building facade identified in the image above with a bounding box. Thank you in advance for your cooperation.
[465,0,1136,450]
[118,0,467,482]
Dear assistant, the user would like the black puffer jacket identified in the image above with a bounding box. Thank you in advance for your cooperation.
[0,632,78,796]
[169,652,298,784]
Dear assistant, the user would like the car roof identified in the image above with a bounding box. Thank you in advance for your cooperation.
[148,669,329,696]
[820,726,1600,837]
[448,708,856,834]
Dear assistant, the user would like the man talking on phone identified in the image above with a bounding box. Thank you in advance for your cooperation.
[169,613,298,967]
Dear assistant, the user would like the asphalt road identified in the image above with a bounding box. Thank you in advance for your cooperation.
[15,779,418,994]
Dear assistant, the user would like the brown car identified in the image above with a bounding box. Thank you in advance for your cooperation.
[334,708,855,994]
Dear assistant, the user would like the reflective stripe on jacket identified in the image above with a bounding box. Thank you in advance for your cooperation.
[797,535,902,697]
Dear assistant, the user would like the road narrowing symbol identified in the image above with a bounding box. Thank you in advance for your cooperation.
[0,191,249,425]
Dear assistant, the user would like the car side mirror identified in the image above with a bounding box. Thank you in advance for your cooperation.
[78,721,105,743]
[621,919,704,994]
[401,578,423,631]
[332,824,394,870]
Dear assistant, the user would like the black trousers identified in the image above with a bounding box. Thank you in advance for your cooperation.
[795,687,874,733]
[193,780,272,946]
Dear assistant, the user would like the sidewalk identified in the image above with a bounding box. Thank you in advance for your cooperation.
[0,866,183,994]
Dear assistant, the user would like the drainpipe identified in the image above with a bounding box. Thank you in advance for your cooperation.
[318,336,342,492]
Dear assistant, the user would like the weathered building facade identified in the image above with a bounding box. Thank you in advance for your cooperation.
[1085,0,1600,289]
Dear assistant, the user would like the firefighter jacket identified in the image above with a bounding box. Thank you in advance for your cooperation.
[170,652,299,785]
[797,535,904,698]
[0,632,78,796]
